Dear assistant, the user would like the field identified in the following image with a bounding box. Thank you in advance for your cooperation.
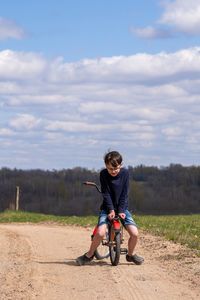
[0,210,199,253]
[135,214,200,252]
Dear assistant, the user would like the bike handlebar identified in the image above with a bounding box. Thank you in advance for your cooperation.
[82,181,101,193]
[83,182,125,222]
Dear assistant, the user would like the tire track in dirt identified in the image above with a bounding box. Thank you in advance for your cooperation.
[109,230,199,300]
[0,227,41,300]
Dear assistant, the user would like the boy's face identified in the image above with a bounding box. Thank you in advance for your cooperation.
[106,163,122,177]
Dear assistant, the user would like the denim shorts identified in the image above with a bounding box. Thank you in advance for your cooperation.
[97,209,137,227]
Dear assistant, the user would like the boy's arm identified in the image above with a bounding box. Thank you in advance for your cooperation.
[100,172,114,212]
[118,172,129,213]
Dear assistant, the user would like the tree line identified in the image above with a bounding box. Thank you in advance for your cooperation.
[0,164,199,215]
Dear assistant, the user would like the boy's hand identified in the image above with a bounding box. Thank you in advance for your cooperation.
[108,210,115,220]
[118,212,126,219]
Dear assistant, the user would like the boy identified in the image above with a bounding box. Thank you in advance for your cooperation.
[76,151,144,266]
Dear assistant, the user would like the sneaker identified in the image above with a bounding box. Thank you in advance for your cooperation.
[126,254,144,265]
[76,253,94,266]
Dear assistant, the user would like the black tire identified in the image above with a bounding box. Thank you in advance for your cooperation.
[109,231,121,266]
[94,246,110,260]
[94,228,110,260]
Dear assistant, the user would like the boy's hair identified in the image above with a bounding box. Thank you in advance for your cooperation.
[104,151,123,167]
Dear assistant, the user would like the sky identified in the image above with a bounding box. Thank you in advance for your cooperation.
[0,0,200,170]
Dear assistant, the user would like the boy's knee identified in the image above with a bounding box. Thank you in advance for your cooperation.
[129,231,138,238]
[97,226,107,238]
[134,227,139,237]
[133,231,139,238]
[128,226,139,238]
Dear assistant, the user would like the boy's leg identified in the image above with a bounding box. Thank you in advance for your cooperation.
[76,210,108,265]
[125,224,138,256]
[86,224,107,257]
[123,210,144,265]
[123,210,138,255]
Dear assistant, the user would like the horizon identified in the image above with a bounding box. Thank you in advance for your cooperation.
[1,162,199,173]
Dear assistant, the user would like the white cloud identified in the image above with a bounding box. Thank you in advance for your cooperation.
[36,48,200,87]
[2,48,200,91]
[1,47,200,168]
[0,128,14,136]
[0,17,25,40]
[162,126,183,140]
[79,101,176,123]
[46,120,113,132]
[160,0,200,35]
[5,94,75,106]
[131,26,173,39]
[132,0,200,39]
[0,50,46,80]
[10,114,41,130]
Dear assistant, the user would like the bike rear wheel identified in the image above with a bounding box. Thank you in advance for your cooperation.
[94,228,110,260]
[94,245,109,260]
[109,230,121,266]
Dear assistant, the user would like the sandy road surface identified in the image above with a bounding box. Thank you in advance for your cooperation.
[0,224,199,300]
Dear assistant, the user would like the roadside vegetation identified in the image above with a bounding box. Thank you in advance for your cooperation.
[134,214,200,252]
[0,210,199,253]
[1,165,199,215]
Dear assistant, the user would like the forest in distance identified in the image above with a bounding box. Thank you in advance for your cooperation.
[0,164,199,216]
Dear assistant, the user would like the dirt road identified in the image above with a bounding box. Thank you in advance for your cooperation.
[0,223,199,300]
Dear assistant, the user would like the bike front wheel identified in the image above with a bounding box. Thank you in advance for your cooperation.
[109,231,121,266]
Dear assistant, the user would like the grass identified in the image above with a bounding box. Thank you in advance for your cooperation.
[134,214,200,252]
[0,210,98,226]
[0,210,199,253]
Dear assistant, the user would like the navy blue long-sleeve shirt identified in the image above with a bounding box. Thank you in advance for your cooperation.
[100,168,129,213]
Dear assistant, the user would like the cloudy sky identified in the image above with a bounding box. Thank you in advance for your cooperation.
[0,0,200,170]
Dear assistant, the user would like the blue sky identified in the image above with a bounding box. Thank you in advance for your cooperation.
[0,0,200,170]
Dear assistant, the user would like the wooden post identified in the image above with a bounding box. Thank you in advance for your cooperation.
[16,186,20,211]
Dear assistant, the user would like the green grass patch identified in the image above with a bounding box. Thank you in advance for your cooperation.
[0,210,199,253]
[134,214,200,252]
[0,210,98,227]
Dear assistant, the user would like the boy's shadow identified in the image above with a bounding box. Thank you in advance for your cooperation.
[36,259,110,267]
